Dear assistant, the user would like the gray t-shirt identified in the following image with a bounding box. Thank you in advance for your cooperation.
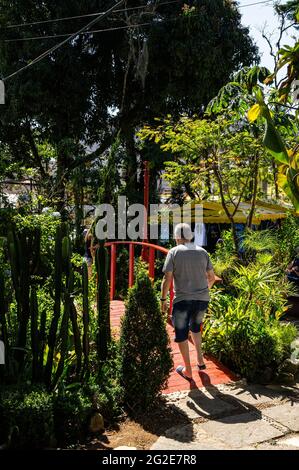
[163,243,213,304]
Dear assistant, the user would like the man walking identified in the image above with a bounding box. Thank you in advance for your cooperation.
[161,223,215,381]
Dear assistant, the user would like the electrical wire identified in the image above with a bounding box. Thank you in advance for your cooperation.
[3,0,273,30]
[2,0,125,81]
[1,0,276,79]
[239,0,273,8]
[2,1,191,44]
[4,1,180,29]
[3,0,273,44]
[3,21,157,42]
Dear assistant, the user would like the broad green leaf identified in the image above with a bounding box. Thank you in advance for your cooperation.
[254,87,264,105]
[262,111,289,165]
[277,170,299,213]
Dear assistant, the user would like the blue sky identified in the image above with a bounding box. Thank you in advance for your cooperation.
[238,0,298,71]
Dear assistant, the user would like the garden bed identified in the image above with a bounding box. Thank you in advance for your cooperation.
[77,400,189,451]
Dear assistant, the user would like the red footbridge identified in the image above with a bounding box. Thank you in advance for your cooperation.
[105,241,237,394]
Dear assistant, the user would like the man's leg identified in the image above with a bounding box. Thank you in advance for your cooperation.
[172,301,192,378]
[190,331,204,366]
[190,301,209,367]
[177,340,192,378]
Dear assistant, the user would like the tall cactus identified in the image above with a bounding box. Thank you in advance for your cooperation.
[30,285,39,382]
[0,269,8,371]
[70,300,82,378]
[52,254,73,388]
[7,229,30,369]
[45,224,63,387]
[95,242,111,362]
[38,303,47,382]
[82,261,89,374]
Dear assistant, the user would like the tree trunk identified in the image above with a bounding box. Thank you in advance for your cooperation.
[55,152,67,216]
[73,171,84,252]
[124,129,140,204]
[213,166,239,254]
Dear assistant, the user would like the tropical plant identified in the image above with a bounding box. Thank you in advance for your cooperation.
[95,242,111,362]
[248,88,299,213]
[245,7,299,212]
[0,215,94,390]
[204,293,297,381]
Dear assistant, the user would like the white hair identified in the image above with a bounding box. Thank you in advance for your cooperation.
[174,223,193,241]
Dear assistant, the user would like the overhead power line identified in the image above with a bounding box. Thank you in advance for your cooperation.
[3,21,157,43]
[239,0,273,8]
[2,12,205,44]
[3,0,273,31]
[1,0,276,79]
[2,0,125,81]
[2,1,275,44]
[4,0,179,29]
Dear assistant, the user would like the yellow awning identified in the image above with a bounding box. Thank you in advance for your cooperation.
[149,199,292,225]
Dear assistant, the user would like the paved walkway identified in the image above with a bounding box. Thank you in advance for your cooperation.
[110,301,299,450]
[111,301,299,450]
[110,300,237,394]
[151,381,299,450]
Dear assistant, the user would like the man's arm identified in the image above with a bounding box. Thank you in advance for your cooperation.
[161,271,173,313]
[206,269,216,289]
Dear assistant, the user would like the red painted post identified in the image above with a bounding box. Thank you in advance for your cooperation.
[142,161,150,262]
[143,161,149,242]
[110,243,117,300]
[128,243,134,288]
[148,247,155,280]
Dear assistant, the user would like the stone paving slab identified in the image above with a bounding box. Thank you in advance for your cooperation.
[262,402,299,432]
[277,435,299,448]
[199,412,286,448]
[151,383,299,450]
[216,384,285,406]
[166,388,238,419]
[151,424,231,450]
[241,435,299,450]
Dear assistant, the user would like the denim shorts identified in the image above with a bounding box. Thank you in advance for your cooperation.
[172,300,209,343]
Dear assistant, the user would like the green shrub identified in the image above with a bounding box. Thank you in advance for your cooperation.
[211,229,237,277]
[53,387,92,446]
[277,213,299,266]
[88,341,124,420]
[0,385,54,449]
[120,268,173,412]
[266,321,297,363]
[204,296,297,381]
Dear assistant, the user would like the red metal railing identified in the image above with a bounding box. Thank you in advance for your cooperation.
[104,241,174,313]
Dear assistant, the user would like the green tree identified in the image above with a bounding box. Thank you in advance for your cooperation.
[120,268,172,412]
[0,0,258,211]
[139,112,269,251]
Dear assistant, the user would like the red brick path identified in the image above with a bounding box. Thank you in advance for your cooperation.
[110,300,237,394]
